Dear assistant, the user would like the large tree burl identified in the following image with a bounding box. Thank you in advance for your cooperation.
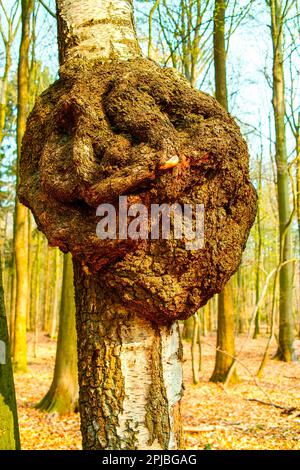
[18,58,257,324]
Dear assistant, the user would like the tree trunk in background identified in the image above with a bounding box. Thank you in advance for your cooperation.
[29,235,37,332]
[0,255,21,450]
[237,270,247,335]
[208,299,214,332]
[49,249,62,339]
[182,315,194,340]
[13,0,34,372]
[270,0,296,362]
[210,0,239,384]
[296,114,300,261]
[9,265,16,346]
[0,40,12,146]
[33,231,42,358]
[202,306,207,336]
[296,116,300,339]
[213,0,227,109]
[43,245,51,333]
[211,286,239,383]
[27,211,33,330]
[254,154,263,338]
[0,1,20,145]
[36,253,78,414]
[191,313,200,384]
[56,0,183,449]
[177,0,204,340]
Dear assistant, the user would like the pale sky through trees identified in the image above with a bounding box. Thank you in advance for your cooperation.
[0,0,299,199]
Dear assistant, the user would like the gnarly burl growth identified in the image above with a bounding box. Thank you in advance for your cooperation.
[18,58,257,324]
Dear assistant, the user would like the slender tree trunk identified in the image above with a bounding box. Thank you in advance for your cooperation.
[26,211,33,330]
[3,262,12,332]
[295,114,300,267]
[13,202,29,371]
[0,43,12,145]
[0,2,20,144]
[13,0,34,372]
[49,249,61,339]
[202,306,207,336]
[211,285,239,383]
[210,0,239,384]
[191,313,200,384]
[36,253,78,414]
[29,236,37,332]
[254,156,263,338]
[295,116,300,339]
[33,231,41,358]
[213,0,227,109]
[9,264,16,345]
[270,0,296,361]
[0,254,21,450]
[180,0,207,345]
[208,299,213,332]
[55,0,184,448]
[41,243,49,332]
[237,270,246,335]
[147,0,160,60]
[182,315,194,340]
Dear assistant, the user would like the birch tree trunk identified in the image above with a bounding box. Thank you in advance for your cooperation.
[74,261,183,449]
[56,0,141,66]
[56,0,184,449]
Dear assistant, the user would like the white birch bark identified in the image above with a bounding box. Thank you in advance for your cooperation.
[117,317,183,449]
[57,0,141,65]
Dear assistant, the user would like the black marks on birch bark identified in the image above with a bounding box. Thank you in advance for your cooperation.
[145,326,170,449]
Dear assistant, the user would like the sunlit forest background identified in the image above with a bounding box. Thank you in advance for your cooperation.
[0,0,300,450]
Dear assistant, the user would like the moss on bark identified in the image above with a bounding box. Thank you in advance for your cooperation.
[0,257,21,449]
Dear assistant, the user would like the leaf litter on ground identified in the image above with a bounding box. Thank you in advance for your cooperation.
[14,332,300,450]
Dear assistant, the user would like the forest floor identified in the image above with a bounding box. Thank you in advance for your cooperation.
[14,332,300,450]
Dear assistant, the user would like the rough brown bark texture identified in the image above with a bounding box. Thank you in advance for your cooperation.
[18,58,257,325]
[73,258,183,449]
